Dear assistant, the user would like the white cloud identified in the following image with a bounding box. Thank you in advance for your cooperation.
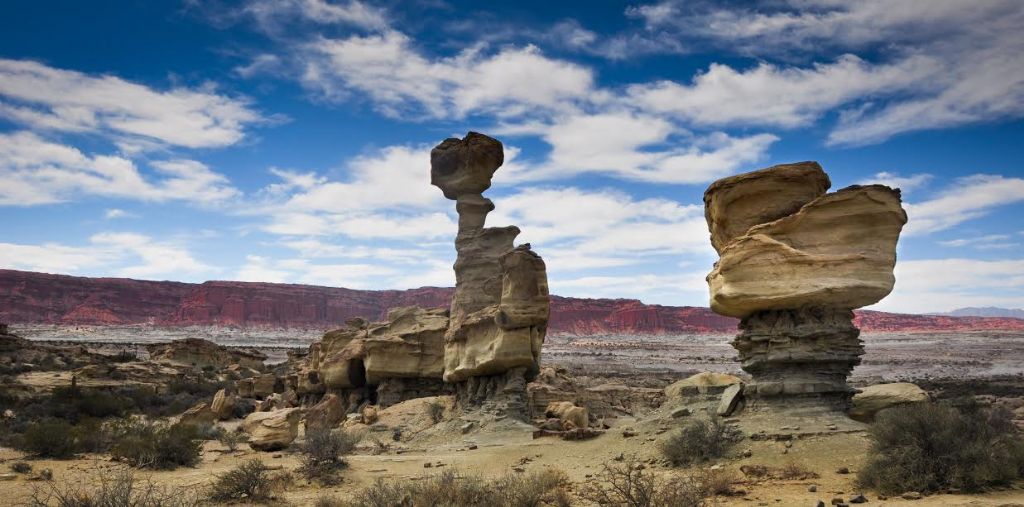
[0,59,264,149]
[939,235,1018,250]
[627,55,937,128]
[233,255,401,288]
[0,233,214,280]
[856,172,932,193]
[905,175,1024,236]
[104,208,135,219]
[499,112,779,184]
[240,0,387,33]
[626,0,1024,145]
[300,30,594,119]
[0,131,240,206]
[873,258,1024,313]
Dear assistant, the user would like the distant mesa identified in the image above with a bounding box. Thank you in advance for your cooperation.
[2,268,1024,334]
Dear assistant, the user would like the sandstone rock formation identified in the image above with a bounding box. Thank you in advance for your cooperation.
[848,382,929,422]
[545,401,588,429]
[664,372,742,398]
[431,132,550,414]
[147,338,266,370]
[210,388,236,420]
[703,162,907,409]
[242,408,303,451]
[304,393,344,432]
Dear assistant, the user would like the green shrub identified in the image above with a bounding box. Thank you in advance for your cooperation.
[659,416,733,466]
[857,403,1024,495]
[109,419,202,470]
[298,428,359,485]
[210,459,274,503]
[218,429,244,452]
[19,419,78,458]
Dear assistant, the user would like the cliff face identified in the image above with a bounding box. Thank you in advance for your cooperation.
[2,269,1023,334]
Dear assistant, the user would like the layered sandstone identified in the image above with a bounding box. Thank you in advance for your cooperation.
[431,132,550,413]
[703,162,907,409]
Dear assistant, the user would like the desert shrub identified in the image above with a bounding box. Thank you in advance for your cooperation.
[298,428,359,485]
[108,349,137,363]
[218,429,244,452]
[426,400,445,423]
[314,495,345,507]
[210,459,275,503]
[19,419,78,458]
[47,386,134,422]
[10,461,32,473]
[27,469,201,507]
[857,402,1024,495]
[659,416,733,466]
[345,468,571,507]
[580,458,719,507]
[109,419,202,470]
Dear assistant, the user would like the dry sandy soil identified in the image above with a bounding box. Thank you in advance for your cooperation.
[3,330,1024,506]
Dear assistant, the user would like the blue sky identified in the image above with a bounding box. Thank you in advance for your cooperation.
[1,0,1023,314]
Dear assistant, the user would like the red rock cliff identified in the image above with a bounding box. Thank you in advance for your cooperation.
[2,269,1023,334]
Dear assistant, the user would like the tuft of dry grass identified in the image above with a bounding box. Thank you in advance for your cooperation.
[343,468,572,507]
[27,469,201,507]
[579,457,727,507]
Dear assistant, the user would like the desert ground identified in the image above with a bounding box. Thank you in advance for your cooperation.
[3,326,1024,506]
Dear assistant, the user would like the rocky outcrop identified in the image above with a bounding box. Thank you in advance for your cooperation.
[304,393,344,432]
[210,389,236,420]
[4,269,1024,334]
[146,338,266,370]
[664,372,741,398]
[703,162,907,410]
[431,132,550,415]
[545,401,588,429]
[849,382,929,422]
[242,408,303,451]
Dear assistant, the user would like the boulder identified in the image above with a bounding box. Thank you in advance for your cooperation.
[849,383,929,422]
[430,131,504,200]
[305,394,344,433]
[210,389,236,420]
[545,401,588,429]
[717,383,744,416]
[665,372,742,398]
[252,373,278,398]
[179,402,216,426]
[242,408,302,451]
[707,183,907,318]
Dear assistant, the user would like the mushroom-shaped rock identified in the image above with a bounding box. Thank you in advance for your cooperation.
[430,132,504,200]
[849,383,929,422]
[242,408,303,451]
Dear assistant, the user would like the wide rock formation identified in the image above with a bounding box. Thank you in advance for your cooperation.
[431,132,550,413]
[703,162,907,409]
[296,306,450,409]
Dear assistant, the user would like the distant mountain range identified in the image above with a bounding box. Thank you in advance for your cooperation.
[2,269,1024,335]
[940,307,1024,319]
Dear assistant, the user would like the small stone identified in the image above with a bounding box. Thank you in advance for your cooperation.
[613,453,625,461]
[622,429,637,438]
[816,502,826,507]
[849,493,867,503]
[901,491,922,500]
[808,485,817,492]
[836,467,850,474]
[467,444,478,450]
[670,407,691,418]
[424,462,432,468]
[784,441,793,448]
[742,449,753,457]
[460,422,475,434]
[831,498,845,505]
[272,453,282,459]
[0,473,16,481]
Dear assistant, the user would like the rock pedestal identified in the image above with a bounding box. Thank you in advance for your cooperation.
[703,162,906,411]
[431,132,550,416]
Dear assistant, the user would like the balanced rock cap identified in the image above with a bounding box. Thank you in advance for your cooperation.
[430,131,504,200]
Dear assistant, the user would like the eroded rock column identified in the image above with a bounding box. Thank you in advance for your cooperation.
[431,132,549,416]
[703,162,907,410]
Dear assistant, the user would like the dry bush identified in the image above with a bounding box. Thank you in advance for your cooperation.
[426,400,445,424]
[857,402,1024,495]
[344,468,571,507]
[10,461,32,473]
[210,459,275,503]
[740,462,817,481]
[659,416,734,466]
[108,419,201,470]
[579,457,723,507]
[27,469,201,507]
[298,428,360,485]
[217,430,244,452]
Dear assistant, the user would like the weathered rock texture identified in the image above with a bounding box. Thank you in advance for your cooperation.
[703,162,907,409]
[848,382,929,422]
[242,408,302,451]
[297,307,450,410]
[146,338,266,370]
[431,132,550,415]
